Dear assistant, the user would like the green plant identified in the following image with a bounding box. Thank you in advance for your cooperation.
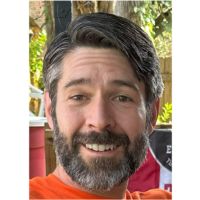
[157,103,172,124]
[132,1,172,57]
[29,29,47,90]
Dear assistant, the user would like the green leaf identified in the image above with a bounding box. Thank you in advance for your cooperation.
[29,28,47,90]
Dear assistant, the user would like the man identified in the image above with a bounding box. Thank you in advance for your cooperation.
[30,12,172,199]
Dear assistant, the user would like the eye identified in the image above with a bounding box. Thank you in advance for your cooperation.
[69,94,88,101]
[114,95,133,102]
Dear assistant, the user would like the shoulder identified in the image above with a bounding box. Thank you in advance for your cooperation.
[30,175,51,188]
[30,174,55,199]
[131,188,172,199]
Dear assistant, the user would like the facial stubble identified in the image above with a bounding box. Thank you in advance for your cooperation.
[52,117,149,192]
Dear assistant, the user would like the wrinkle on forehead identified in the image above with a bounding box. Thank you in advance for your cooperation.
[59,47,146,100]
[61,47,137,80]
[62,47,129,69]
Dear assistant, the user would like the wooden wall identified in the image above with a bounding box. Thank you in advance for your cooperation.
[159,57,172,112]
[45,123,57,175]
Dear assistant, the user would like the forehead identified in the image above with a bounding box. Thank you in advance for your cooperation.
[61,47,137,79]
[58,47,145,98]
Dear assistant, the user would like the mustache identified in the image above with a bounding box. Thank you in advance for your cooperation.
[72,130,130,147]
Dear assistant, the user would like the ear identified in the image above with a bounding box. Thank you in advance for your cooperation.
[44,91,54,130]
[148,98,160,134]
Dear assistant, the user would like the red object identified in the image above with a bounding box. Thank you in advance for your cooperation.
[29,127,46,178]
[128,129,172,192]
[128,149,160,192]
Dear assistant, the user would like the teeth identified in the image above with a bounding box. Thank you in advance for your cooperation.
[98,144,105,151]
[92,144,98,151]
[110,145,114,151]
[85,144,116,151]
[86,144,92,149]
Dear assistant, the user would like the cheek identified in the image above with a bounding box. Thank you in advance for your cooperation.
[56,103,84,137]
[137,107,147,126]
[117,107,147,137]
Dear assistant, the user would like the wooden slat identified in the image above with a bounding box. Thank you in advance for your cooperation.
[45,123,57,175]
[159,57,172,112]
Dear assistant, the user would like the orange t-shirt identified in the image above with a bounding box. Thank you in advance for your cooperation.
[30,174,172,199]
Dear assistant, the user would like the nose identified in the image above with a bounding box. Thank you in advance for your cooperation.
[85,97,115,132]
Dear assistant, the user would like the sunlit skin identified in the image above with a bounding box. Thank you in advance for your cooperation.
[45,47,159,199]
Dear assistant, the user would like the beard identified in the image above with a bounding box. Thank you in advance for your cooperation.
[52,118,149,192]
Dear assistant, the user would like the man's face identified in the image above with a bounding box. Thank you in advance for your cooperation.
[47,47,150,191]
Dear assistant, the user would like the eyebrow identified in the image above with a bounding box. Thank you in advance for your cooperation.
[110,80,139,92]
[64,78,139,92]
[64,78,91,88]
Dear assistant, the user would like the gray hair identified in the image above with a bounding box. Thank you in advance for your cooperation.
[43,12,164,115]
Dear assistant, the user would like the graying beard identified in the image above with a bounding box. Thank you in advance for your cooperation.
[53,118,149,191]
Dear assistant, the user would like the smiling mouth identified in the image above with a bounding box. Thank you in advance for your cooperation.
[85,144,117,152]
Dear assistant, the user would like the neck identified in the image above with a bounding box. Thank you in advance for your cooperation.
[53,165,128,199]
